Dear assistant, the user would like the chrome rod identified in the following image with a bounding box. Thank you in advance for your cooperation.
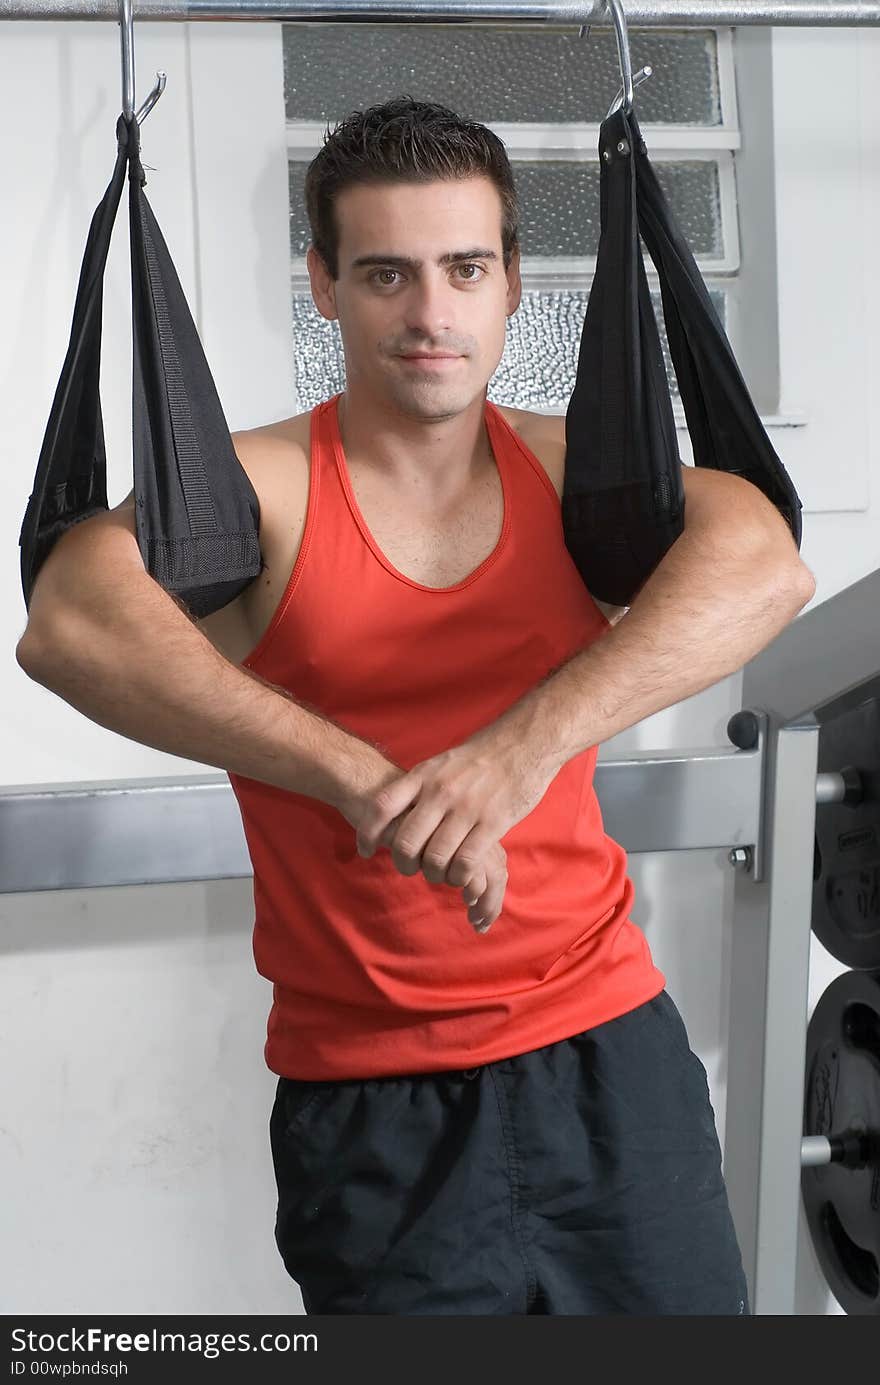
[801,1136,832,1167]
[119,0,134,120]
[2,2,880,29]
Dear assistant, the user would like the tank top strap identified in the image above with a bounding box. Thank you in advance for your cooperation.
[483,398,563,511]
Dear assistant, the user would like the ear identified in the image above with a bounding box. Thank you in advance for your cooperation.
[506,244,522,317]
[307,244,338,323]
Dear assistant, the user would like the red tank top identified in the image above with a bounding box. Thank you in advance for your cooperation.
[228,392,665,1079]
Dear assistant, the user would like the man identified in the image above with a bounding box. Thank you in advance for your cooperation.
[17,96,815,1315]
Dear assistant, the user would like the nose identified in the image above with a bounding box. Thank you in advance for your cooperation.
[401,273,455,341]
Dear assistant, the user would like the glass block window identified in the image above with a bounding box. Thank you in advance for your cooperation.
[291,286,728,412]
[282,23,742,412]
[289,156,725,264]
[283,26,721,125]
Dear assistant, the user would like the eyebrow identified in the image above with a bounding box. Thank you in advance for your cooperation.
[351,248,499,271]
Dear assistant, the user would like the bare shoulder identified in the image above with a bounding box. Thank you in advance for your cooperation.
[494,404,628,626]
[228,411,312,586]
[89,414,312,664]
[229,411,312,517]
[194,411,312,661]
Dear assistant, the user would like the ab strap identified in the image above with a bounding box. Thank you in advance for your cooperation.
[20,112,262,620]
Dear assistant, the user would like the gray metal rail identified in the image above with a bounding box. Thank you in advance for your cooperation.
[0,744,765,894]
[726,564,880,1315]
[2,1,880,26]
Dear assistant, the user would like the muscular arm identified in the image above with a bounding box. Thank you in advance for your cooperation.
[15,502,394,810]
[478,467,815,771]
[353,464,815,925]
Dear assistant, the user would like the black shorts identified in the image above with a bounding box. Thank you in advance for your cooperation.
[269,989,749,1315]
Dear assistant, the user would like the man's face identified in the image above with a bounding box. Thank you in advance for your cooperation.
[307,175,521,420]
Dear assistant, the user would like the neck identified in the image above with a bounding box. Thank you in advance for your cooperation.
[336,385,493,498]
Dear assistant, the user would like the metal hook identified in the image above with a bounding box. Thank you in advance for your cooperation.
[602,0,635,117]
[119,0,166,126]
[606,64,654,119]
[136,73,167,125]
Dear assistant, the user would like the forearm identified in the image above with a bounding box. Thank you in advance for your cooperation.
[16,576,390,810]
[479,518,815,774]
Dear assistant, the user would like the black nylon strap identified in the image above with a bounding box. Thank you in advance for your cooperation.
[20,113,262,621]
[630,104,802,550]
[562,103,803,607]
[18,132,126,606]
[563,107,684,606]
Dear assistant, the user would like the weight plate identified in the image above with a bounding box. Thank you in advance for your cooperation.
[801,969,880,1314]
[811,693,880,968]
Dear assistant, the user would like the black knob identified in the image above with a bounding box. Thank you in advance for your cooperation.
[838,765,864,806]
[727,710,759,751]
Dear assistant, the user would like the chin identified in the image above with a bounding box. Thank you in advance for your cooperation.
[388,374,485,420]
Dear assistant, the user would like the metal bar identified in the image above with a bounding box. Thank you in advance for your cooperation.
[740,566,880,729]
[0,776,249,896]
[724,714,820,1315]
[801,1136,832,1167]
[0,744,763,896]
[733,596,880,1313]
[120,0,135,120]
[2,1,880,26]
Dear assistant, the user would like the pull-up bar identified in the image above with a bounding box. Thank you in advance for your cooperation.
[1,1,880,28]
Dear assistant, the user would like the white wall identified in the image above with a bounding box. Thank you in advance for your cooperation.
[1,19,877,1315]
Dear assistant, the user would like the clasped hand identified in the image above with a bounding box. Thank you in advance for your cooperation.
[349,732,557,934]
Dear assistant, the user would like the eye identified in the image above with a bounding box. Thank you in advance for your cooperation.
[456,263,485,281]
[370,268,401,287]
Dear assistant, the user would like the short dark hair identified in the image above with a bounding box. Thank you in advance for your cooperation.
[304,95,520,280]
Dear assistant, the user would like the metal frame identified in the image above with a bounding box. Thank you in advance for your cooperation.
[0,742,765,894]
[728,568,880,1315]
[287,136,744,279]
[285,26,743,282]
[2,3,880,27]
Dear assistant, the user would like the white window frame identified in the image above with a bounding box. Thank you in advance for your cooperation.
[284,29,748,427]
[286,32,741,281]
[288,129,742,281]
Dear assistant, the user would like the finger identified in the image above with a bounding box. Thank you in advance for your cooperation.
[445,822,502,890]
[460,863,502,932]
[466,879,493,932]
[356,774,422,857]
[460,856,507,935]
[418,811,482,886]
[379,815,405,849]
[354,814,403,861]
[477,867,508,931]
[387,800,449,878]
[461,866,488,912]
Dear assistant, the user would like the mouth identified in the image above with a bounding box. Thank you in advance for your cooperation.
[397,354,462,367]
